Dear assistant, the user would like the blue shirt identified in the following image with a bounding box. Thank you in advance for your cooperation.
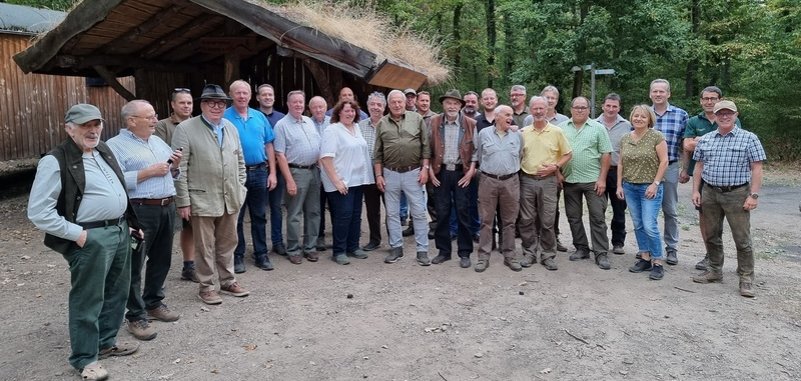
[224,107,274,165]
[107,129,178,199]
[262,109,286,131]
[652,103,689,162]
[693,127,766,187]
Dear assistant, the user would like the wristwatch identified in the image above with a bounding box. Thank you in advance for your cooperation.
[749,193,759,199]
[653,180,661,186]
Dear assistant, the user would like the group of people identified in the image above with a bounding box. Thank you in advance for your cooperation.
[27,78,765,380]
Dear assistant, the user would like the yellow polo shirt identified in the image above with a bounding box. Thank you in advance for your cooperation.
[520,123,572,175]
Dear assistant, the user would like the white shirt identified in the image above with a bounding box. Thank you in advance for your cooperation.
[319,122,372,192]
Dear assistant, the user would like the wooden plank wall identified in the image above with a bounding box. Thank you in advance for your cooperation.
[0,33,135,161]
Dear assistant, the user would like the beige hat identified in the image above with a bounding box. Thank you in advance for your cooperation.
[713,100,737,113]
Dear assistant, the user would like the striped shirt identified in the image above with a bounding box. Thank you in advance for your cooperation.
[359,118,379,159]
[107,129,178,199]
[560,119,612,183]
[693,127,766,187]
[273,114,321,166]
[652,103,688,162]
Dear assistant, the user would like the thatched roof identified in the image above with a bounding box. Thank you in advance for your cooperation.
[13,0,449,89]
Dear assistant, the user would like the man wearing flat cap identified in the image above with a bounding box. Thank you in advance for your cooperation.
[172,84,249,305]
[427,90,478,268]
[28,103,141,380]
[691,100,766,298]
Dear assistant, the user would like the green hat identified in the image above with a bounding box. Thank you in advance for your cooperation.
[65,104,103,124]
[438,89,465,107]
[198,84,232,102]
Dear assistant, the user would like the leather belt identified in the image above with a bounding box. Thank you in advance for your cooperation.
[245,162,266,171]
[443,163,463,171]
[481,171,516,181]
[288,163,317,169]
[78,215,126,229]
[385,165,420,173]
[520,171,553,180]
[130,197,174,206]
[707,183,747,193]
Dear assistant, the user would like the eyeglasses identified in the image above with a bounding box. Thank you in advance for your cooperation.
[203,100,227,109]
[715,111,736,117]
[132,114,158,120]
[510,93,525,98]
[701,97,720,102]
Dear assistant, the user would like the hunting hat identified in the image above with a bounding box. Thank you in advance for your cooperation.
[198,84,232,102]
[404,88,417,96]
[65,103,104,124]
[713,100,737,113]
[438,89,465,107]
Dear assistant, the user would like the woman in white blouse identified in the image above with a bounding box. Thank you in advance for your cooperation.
[319,100,373,265]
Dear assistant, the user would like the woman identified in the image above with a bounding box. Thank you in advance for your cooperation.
[616,105,669,280]
[319,100,372,265]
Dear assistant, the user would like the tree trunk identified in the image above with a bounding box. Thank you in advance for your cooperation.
[453,2,463,69]
[486,0,496,88]
[686,0,700,97]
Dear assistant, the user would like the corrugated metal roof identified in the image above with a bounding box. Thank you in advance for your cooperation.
[0,3,65,35]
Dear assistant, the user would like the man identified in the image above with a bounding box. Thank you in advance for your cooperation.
[691,100,765,298]
[274,90,322,264]
[28,104,141,379]
[474,105,522,272]
[519,96,572,271]
[461,90,482,241]
[461,91,481,120]
[560,97,614,270]
[510,85,529,127]
[374,89,431,265]
[172,84,249,305]
[596,93,632,255]
[428,90,477,269]
[108,100,182,342]
[257,83,288,256]
[224,80,277,274]
[359,91,387,251]
[522,85,569,127]
[476,88,498,131]
[650,79,689,265]
[684,86,741,271]
[417,90,437,237]
[416,91,436,125]
[326,86,369,119]
[309,96,332,251]
[155,88,197,282]
[404,88,418,111]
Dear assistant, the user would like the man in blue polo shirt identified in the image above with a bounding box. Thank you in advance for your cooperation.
[226,80,277,273]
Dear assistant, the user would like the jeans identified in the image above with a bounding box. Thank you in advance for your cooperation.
[235,167,268,258]
[606,167,627,247]
[284,167,321,255]
[433,169,473,258]
[384,168,428,252]
[327,186,364,254]
[661,161,680,253]
[400,192,409,222]
[268,171,285,247]
[623,182,664,259]
[127,203,175,322]
[564,182,609,254]
[701,184,755,281]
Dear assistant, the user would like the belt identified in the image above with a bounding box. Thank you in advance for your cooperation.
[385,165,420,173]
[77,215,126,229]
[481,171,516,181]
[288,163,317,170]
[707,183,748,193]
[130,197,174,206]
[443,163,463,171]
[245,162,266,171]
[520,171,553,180]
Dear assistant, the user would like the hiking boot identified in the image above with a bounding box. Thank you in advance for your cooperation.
[695,256,709,271]
[180,266,199,283]
[629,259,652,273]
[198,290,222,305]
[234,256,246,274]
[612,245,625,255]
[98,342,139,359]
[474,259,489,273]
[361,241,381,251]
[431,254,451,264]
[665,250,678,265]
[692,271,723,284]
[272,243,287,256]
[595,253,611,270]
[504,258,522,272]
[402,226,414,237]
[127,319,157,341]
[459,257,471,268]
[384,247,404,263]
[739,281,755,298]
[220,282,249,297]
[569,249,590,261]
[556,239,568,252]
[348,249,368,259]
[541,257,558,271]
[333,254,350,265]
[416,251,431,266]
[520,254,535,268]
[649,264,664,280]
[255,255,273,271]
[146,304,179,322]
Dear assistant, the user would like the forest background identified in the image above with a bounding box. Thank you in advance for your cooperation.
[9,0,801,161]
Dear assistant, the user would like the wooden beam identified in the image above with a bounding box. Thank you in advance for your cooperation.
[140,17,220,58]
[102,3,188,55]
[302,57,335,105]
[92,65,137,101]
[55,54,202,73]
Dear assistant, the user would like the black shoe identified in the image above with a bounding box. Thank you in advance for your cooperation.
[402,226,415,237]
[666,250,678,265]
[431,254,451,264]
[595,253,611,270]
[234,256,246,274]
[416,251,431,266]
[569,249,590,261]
[272,244,287,256]
[384,247,403,263]
[361,241,381,251]
[180,266,199,283]
[695,256,709,271]
[459,257,471,268]
[316,237,327,252]
[556,239,568,252]
[612,245,625,255]
[472,234,480,243]
[255,255,273,271]
[629,259,652,273]
[649,264,664,280]
[428,230,435,239]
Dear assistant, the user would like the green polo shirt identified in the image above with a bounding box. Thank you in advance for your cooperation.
[560,118,612,183]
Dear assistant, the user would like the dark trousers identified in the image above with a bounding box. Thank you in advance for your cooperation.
[564,182,610,254]
[127,204,175,321]
[319,184,331,238]
[268,171,285,247]
[363,183,383,244]
[434,169,473,258]
[467,176,480,234]
[236,167,268,258]
[328,186,364,254]
[605,167,627,247]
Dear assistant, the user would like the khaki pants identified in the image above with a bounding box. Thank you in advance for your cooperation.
[477,174,520,261]
[192,213,238,292]
[519,175,558,260]
[701,184,755,282]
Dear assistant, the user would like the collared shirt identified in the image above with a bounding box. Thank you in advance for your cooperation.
[224,107,274,165]
[373,111,430,168]
[652,103,689,162]
[201,115,225,147]
[620,129,665,183]
[358,118,379,159]
[596,114,633,166]
[560,118,612,183]
[442,117,461,165]
[155,113,187,145]
[261,109,286,130]
[311,115,331,137]
[475,112,495,131]
[693,127,766,187]
[107,129,178,199]
[475,126,522,176]
[520,123,572,175]
[319,122,372,192]
[684,113,742,176]
[419,109,436,130]
[522,112,568,127]
[512,107,529,128]
[273,114,321,166]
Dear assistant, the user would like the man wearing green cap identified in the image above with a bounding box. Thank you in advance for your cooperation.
[28,103,141,380]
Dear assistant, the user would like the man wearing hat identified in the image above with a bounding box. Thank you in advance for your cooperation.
[172,84,249,305]
[404,88,418,112]
[691,100,765,298]
[28,103,141,380]
[427,90,478,268]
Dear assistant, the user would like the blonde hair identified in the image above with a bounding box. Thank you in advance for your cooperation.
[629,105,657,128]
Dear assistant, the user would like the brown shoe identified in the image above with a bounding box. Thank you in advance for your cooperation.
[198,290,222,305]
[692,271,723,284]
[147,304,179,322]
[304,251,319,262]
[98,341,139,359]
[126,319,156,341]
[739,281,755,298]
[220,282,250,297]
[288,255,303,264]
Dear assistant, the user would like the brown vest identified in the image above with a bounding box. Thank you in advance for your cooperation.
[429,114,476,175]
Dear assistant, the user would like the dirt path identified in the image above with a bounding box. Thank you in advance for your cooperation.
[1,169,799,380]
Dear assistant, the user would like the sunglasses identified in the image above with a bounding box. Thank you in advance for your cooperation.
[173,88,191,94]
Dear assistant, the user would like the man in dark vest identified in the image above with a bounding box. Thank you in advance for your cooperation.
[28,104,141,381]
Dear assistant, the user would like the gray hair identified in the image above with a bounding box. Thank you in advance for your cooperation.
[121,100,151,120]
[650,78,671,92]
[229,79,251,94]
[367,91,387,105]
[541,85,559,96]
[388,89,405,101]
[511,85,526,93]
[529,96,547,106]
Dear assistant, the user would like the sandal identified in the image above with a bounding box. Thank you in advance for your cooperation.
[81,362,108,380]
[98,341,139,359]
